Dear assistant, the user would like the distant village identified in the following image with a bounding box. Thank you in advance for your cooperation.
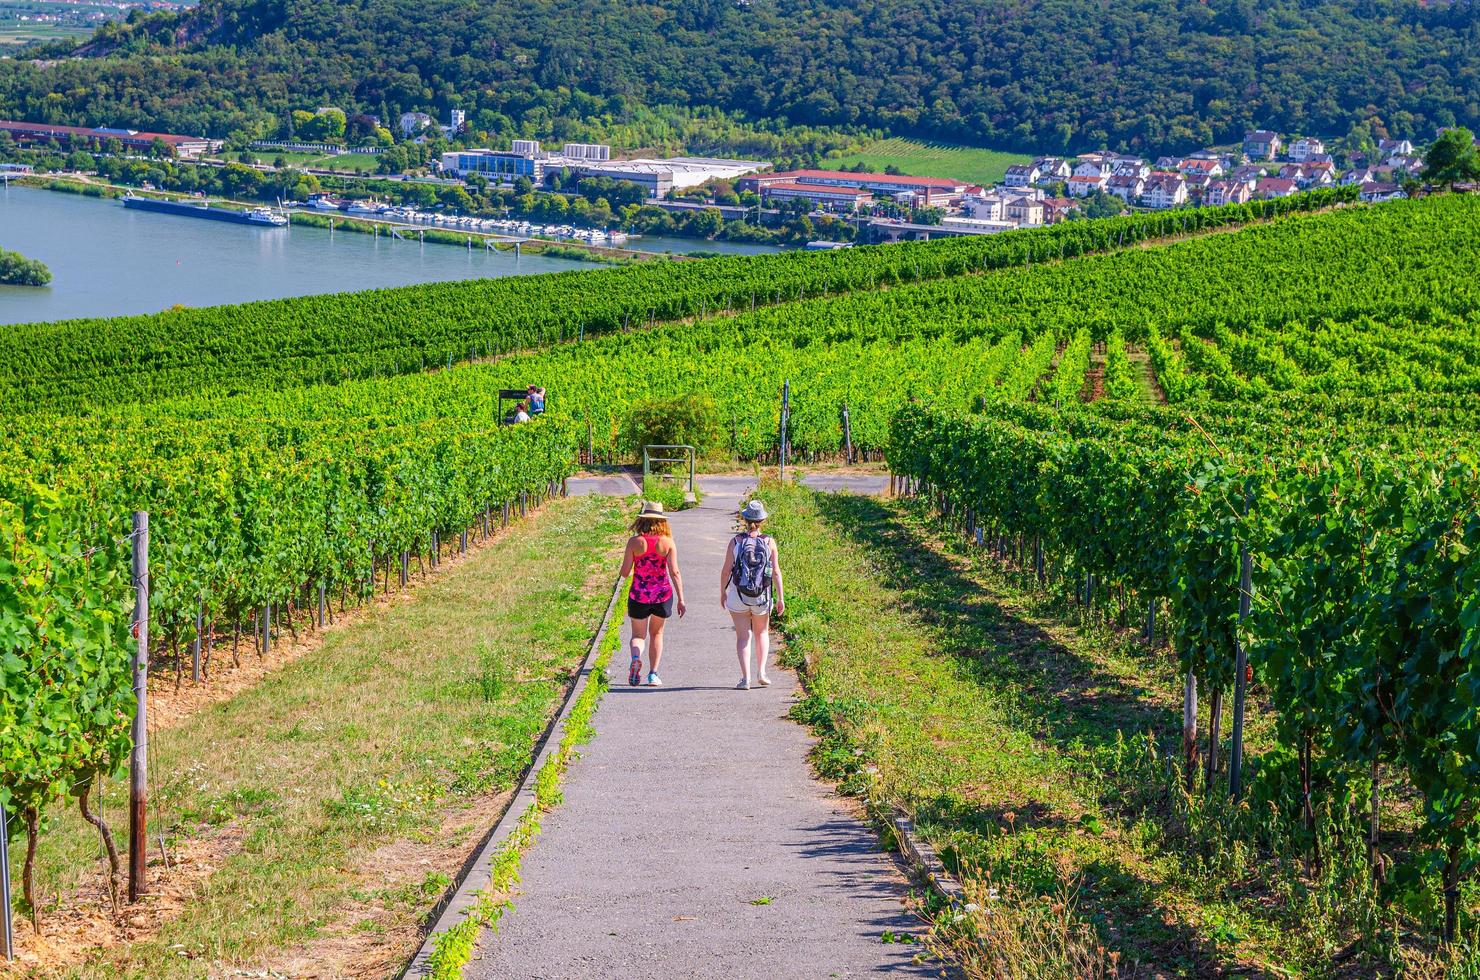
[2,110,1470,246]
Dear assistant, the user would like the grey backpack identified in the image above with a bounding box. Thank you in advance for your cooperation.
[731,534,773,605]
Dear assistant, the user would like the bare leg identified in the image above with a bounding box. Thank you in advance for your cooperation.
[730,611,753,686]
[648,615,667,674]
[753,613,772,684]
[629,616,649,685]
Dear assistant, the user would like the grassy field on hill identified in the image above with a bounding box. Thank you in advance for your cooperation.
[233,149,383,173]
[821,138,1030,185]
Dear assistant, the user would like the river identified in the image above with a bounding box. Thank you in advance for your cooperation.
[0,185,785,325]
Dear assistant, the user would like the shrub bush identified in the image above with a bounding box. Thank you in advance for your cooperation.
[624,392,720,457]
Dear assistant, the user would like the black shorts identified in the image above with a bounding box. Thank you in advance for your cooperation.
[627,594,676,620]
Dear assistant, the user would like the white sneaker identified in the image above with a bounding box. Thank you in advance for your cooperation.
[647,672,663,687]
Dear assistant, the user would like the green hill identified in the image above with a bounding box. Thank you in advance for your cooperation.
[0,0,1475,155]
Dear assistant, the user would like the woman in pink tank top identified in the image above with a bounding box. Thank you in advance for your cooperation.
[618,501,687,686]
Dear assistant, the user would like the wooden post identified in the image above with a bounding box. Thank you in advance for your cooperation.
[191,609,202,682]
[129,511,149,902]
[841,404,853,464]
[1,793,12,960]
[1229,538,1253,799]
[318,583,326,628]
[1182,670,1198,791]
[779,380,790,482]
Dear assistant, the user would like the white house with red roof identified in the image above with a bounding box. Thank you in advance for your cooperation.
[1178,157,1224,177]
[1066,173,1108,197]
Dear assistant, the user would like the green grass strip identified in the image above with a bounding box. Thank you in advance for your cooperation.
[424,586,622,978]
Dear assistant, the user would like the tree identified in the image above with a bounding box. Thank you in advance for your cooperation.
[66,150,95,173]
[0,248,52,286]
[688,206,724,238]
[1421,128,1479,188]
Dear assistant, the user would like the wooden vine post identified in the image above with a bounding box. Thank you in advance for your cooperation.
[129,510,149,902]
[1229,534,1253,799]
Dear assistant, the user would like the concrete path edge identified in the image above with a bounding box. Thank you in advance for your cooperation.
[399,570,626,978]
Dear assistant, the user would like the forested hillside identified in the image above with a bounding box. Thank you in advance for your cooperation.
[0,0,1476,154]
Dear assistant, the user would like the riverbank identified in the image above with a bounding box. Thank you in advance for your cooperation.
[15,176,762,265]
[0,184,596,325]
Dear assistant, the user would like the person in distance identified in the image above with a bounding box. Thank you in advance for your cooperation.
[619,501,687,687]
[720,499,785,690]
[526,384,546,415]
[512,401,531,424]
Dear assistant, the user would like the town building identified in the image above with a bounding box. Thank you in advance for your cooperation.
[1287,137,1325,162]
[0,119,216,159]
[1106,173,1145,202]
[1255,176,1299,199]
[1142,173,1188,209]
[1073,157,1115,180]
[1243,130,1282,160]
[1066,174,1107,197]
[940,216,1017,234]
[1204,179,1253,206]
[399,112,434,137]
[1003,195,1045,226]
[1113,159,1151,179]
[1227,165,1265,187]
[1042,197,1077,223]
[1032,157,1072,180]
[738,169,973,201]
[1377,138,1414,160]
[961,193,1007,221]
[759,182,874,212]
[1178,157,1224,178]
[1339,167,1376,186]
[1003,163,1041,187]
[1359,181,1406,203]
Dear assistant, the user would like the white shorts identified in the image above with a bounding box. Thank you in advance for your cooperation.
[726,582,773,617]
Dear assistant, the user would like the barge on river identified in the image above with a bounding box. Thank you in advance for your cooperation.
[122,193,288,226]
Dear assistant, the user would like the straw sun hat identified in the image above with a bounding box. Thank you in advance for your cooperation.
[638,501,666,518]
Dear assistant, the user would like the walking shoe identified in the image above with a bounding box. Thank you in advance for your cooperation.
[736,678,750,690]
[646,672,663,687]
[629,656,642,687]
[756,675,772,687]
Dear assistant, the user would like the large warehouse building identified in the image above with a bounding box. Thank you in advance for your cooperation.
[441,143,768,197]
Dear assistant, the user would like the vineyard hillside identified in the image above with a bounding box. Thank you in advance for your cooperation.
[3,191,1480,975]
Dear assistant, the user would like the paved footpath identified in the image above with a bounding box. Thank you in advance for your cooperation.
[468,474,928,979]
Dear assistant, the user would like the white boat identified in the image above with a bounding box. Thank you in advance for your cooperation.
[346,200,384,214]
[246,206,290,226]
[308,195,343,211]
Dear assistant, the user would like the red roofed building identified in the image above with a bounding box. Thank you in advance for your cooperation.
[737,168,972,201]
[0,119,217,158]
[1255,177,1299,199]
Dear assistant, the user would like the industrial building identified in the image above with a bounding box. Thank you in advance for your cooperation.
[757,182,874,212]
[439,142,768,197]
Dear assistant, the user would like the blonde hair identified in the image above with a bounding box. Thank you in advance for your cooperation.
[742,518,766,533]
[633,515,672,537]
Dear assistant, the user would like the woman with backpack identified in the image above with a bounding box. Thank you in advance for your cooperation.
[720,500,785,690]
[619,501,686,687]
